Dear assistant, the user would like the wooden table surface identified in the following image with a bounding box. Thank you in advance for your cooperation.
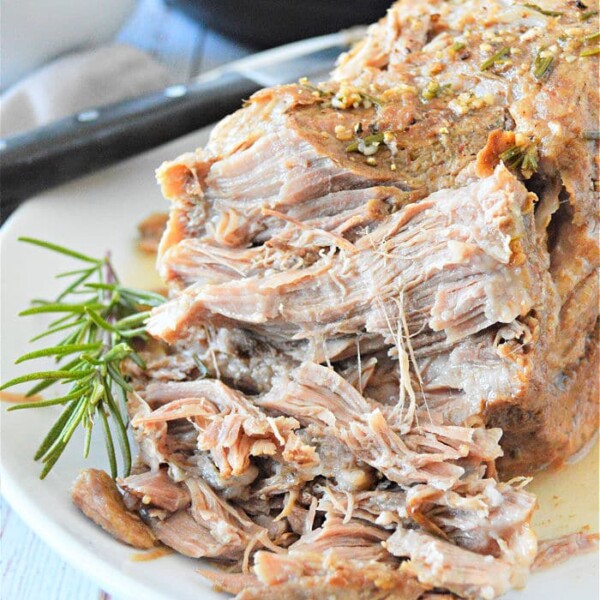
[1,1,253,598]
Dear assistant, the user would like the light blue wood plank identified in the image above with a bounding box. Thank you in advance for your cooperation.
[1,496,103,600]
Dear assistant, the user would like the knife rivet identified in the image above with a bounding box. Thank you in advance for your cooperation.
[165,85,187,98]
[77,110,100,122]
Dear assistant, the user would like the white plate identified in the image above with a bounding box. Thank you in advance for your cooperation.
[1,127,598,600]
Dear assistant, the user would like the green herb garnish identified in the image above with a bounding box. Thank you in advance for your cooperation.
[524,3,563,16]
[359,92,382,107]
[580,32,600,58]
[584,130,600,140]
[581,9,599,20]
[480,46,511,71]
[422,80,452,101]
[363,132,385,145]
[580,46,600,56]
[451,41,466,52]
[533,48,555,79]
[298,78,329,98]
[500,144,539,174]
[1,237,165,479]
[346,132,385,154]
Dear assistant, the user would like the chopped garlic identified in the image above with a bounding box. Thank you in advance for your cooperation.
[334,125,353,141]
[380,85,418,102]
[520,27,542,42]
[448,92,489,116]
[331,85,362,109]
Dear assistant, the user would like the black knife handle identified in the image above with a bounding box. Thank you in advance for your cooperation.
[0,72,261,219]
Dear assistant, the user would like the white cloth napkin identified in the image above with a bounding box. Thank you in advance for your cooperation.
[0,44,171,138]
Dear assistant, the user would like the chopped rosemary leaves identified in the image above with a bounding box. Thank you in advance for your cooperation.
[480,46,511,71]
[584,130,600,140]
[298,77,328,97]
[533,49,555,79]
[500,144,539,174]
[523,3,563,16]
[346,132,385,155]
[1,237,165,479]
[360,92,382,107]
[580,46,600,56]
[451,41,466,52]
[581,9,599,20]
[363,132,385,145]
[422,80,452,101]
[583,32,600,42]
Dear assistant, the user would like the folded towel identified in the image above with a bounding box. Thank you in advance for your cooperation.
[0,44,171,138]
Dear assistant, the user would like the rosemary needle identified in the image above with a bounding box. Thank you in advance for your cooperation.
[523,3,563,17]
[580,47,600,57]
[533,48,555,79]
[480,47,511,71]
[499,143,539,174]
[1,237,165,480]
[581,10,599,20]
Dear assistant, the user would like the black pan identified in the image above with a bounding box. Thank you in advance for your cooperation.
[168,0,390,48]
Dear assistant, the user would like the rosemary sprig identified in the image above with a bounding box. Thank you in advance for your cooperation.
[1,237,164,479]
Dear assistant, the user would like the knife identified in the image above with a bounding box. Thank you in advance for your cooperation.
[0,27,365,218]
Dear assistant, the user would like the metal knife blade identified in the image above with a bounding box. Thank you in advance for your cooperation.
[0,28,365,219]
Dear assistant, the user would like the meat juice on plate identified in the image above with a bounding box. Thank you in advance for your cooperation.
[530,439,599,540]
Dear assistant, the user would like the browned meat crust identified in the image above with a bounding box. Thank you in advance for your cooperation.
[71,469,156,549]
[488,321,600,475]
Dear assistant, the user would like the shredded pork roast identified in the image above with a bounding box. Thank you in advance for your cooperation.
[72,0,599,598]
